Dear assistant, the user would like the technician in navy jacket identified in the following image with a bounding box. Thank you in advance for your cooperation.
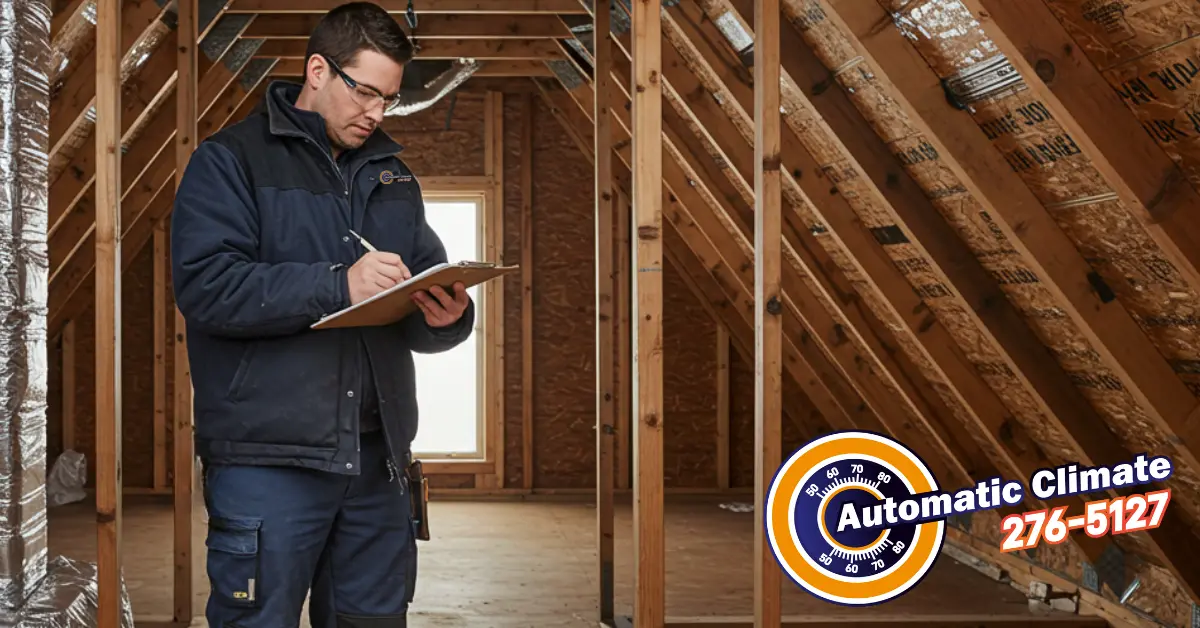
[170,3,473,626]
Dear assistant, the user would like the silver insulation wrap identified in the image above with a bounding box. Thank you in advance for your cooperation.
[0,557,133,627]
[0,0,51,606]
[387,58,481,117]
[0,0,132,623]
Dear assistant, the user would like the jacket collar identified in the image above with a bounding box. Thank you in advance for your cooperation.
[262,80,404,161]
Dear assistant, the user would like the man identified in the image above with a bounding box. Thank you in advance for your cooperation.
[170,3,474,626]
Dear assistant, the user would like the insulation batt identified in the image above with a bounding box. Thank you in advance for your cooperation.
[0,0,133,621]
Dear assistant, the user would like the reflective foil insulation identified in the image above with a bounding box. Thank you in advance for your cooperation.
[0,0,132,622]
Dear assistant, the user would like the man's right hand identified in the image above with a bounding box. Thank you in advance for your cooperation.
[347,251,412,304]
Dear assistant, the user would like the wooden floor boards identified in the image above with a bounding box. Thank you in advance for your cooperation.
[45,495,1064,627]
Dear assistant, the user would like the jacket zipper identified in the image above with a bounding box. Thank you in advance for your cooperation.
[303,135,405,488]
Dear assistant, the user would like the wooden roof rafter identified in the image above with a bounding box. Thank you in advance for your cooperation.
[241,13,576,38]
[563,0,1200,620]
[644,0,1114,543]
[49,38,277,336]
[739,0,1200,599]
[820,0,1200,470]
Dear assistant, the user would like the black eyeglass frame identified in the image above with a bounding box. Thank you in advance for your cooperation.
[317,54,403,113]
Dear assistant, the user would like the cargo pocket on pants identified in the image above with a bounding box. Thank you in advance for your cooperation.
[206,515,263,608]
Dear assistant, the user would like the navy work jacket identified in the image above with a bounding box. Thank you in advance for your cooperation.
[171,81,474,475]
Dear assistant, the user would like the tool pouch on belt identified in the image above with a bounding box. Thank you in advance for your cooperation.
[406,459,431,541]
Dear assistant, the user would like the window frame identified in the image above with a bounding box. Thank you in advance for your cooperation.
[409,177,504,477]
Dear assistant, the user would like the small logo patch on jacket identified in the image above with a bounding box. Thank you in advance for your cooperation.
[379,170,412,184]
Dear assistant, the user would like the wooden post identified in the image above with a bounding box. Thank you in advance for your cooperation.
[617,191,631,491]
[631,0,665,623]
[521,93,535,491]
[61,320,76,453]
[174,0,198,619]
[716,325,730,490]
[94,0,123,621]
[153,224,168,491]
[754,0,783,623]
[594,0,616,623]
[482,91,507,490]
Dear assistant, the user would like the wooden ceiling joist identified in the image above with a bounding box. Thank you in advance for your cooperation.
[225,0,589,14]
[252,37,563,59]
[266,57,553,79]
[242,13,574,38]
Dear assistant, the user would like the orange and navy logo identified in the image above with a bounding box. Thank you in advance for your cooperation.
[379,170,412,185]
[765,430,945,606]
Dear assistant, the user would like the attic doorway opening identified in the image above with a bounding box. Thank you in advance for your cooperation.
[410,195,486,459]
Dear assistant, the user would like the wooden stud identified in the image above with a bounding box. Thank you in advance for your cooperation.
[715,325,729,490]
[94,0,123,620]
[630,0,665,623]
[616,189,632,492]
[482,91,506,488]
[153,223,168,491]
[174,0,198,619]
[593,1,616,623]
[522,92,536,492]
[61,320,76,453]
[754,0,783,623]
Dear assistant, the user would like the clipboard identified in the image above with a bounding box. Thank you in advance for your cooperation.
[311,260,518,330]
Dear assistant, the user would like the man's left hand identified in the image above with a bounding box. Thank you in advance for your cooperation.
[413,282,469,328]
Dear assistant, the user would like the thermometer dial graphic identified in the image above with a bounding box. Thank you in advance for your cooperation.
[766,431,945,606]
[795,458,916,579]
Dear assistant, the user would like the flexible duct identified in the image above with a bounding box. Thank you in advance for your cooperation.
[0,0,133,622]
[0,0,51,607]
[386,58,481,117]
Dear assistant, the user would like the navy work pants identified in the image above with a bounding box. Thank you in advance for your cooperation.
[201,431,417,628]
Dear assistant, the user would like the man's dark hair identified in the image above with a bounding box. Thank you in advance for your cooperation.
[305,2,415,69]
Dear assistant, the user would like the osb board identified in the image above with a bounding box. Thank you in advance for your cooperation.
[381,93,488,178]
[522,94,598,490]
[46,242,176,490]
[488,96,734,490]
[873,0,1200,527]
[1100,36,1200,193]
[728,350,813,488]
[1040,0,1200,198]
[428,473,476,490]
[1042,0,1200,71]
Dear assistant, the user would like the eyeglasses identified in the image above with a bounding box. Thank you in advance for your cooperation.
[320,54,401,113]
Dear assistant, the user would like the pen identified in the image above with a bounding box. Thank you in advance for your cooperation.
[348,229,378,252]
